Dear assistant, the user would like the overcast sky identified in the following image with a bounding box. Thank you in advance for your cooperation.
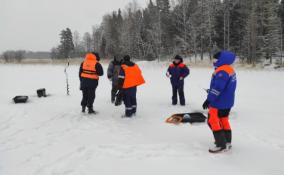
[0,0,148,53]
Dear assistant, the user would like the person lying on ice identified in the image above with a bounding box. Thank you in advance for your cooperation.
[166,55,190,106]
[79,52,104,114]
[117,55,145,118]
[107,56,122,103]
[202,51,237,153]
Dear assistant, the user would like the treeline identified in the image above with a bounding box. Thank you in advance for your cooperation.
[1,50,26,62]
[52,0,284,65]
[0,50,51,62]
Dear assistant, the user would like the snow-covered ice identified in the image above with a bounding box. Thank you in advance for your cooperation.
[0,61,284,175]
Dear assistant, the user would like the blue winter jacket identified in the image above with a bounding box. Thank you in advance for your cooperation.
[207,51,237,109]
[167,62,190,87]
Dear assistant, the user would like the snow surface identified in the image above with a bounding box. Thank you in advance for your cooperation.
[0,61,284,175]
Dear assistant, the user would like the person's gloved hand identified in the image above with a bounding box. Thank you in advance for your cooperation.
[202,100,210,110]
[179,77,184,80]
[166,72,171,78]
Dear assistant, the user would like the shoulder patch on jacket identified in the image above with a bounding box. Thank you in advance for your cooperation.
[178,63,186,68]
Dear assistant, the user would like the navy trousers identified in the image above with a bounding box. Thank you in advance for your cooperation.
[172,85,185,105]
[81,87,97,108]
[123,87,137,117]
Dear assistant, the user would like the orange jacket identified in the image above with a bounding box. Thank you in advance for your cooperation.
[80,53,99,80]
[121,64,145,89]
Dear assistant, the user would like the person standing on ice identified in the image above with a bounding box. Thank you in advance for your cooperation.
[202,51,237,153]
[79,52,104,114]
[166,55,190,106]
[107,56,122,103]
[117,55,145,118]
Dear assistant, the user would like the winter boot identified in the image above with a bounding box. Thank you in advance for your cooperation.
[226,143,232,150]
[82,106,86,113]
[224,130,232,143]
[121,114,133,118]
[209,131,227,153]
[213,142,232,150]
[180,98,185,106]
[88,107,96,114]
[172,97,177,106]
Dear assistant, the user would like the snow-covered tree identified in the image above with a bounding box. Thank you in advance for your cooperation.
[83,32,92,52]
[58,28,74,59]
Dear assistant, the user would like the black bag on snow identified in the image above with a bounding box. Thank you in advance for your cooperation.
[181,112,207,123]
[37,88,47,97]
[13,96,29,103]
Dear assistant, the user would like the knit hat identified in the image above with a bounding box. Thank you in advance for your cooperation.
[123,55,131,62]
[174,55,183,62]
[92,52,100,61]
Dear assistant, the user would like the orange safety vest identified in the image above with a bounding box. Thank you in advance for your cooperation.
[121,64,145,89]
[80,53,99,80]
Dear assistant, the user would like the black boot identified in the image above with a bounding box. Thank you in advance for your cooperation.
[224,130,232,150]
[224,130,232,143]
[209,130,227,153]
[82,106,86,113]
[88,107,96,114]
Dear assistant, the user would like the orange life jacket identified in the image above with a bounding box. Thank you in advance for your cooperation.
[121,64,145,89]
[80,53,99,80]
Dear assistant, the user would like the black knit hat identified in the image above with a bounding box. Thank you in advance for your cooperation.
[174,55,183,62]
[123,55,131,62]
[92,52,100,61]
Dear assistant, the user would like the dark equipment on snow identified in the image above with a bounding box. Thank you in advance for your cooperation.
[37,88,47,97]
[13,96,29,103]
[166,112,207,125]
[114,90,123,106]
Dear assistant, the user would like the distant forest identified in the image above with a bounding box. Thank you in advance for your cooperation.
[2,0,284,66]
